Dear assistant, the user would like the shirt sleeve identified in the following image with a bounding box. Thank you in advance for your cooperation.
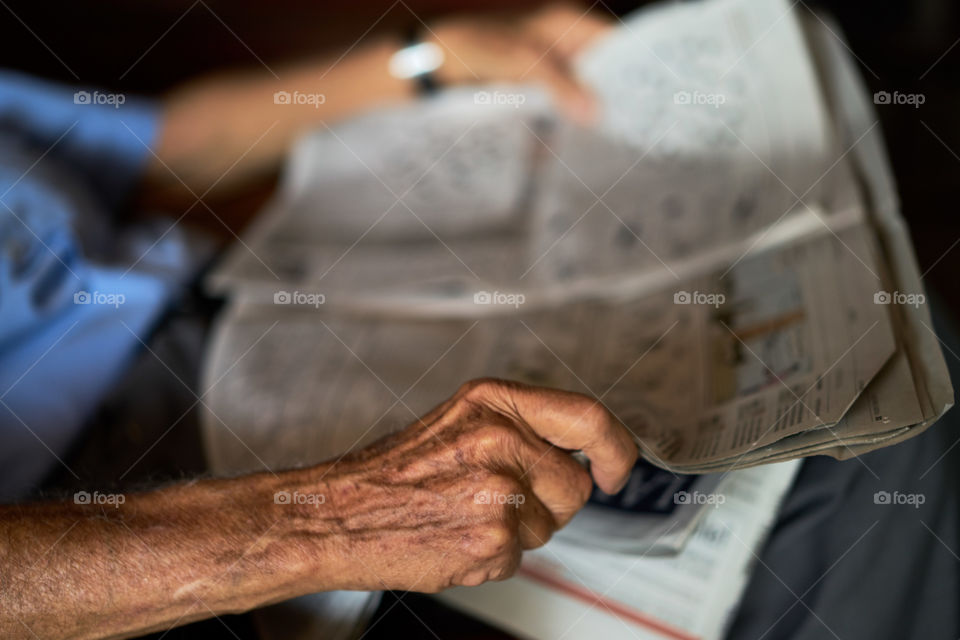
[0,69,160,208]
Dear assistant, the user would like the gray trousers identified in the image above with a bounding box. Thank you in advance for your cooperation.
[729,301,960,639]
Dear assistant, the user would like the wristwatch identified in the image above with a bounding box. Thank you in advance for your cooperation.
[388,26,445,95]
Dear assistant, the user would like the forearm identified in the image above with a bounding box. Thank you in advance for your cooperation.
[134,5,610,214]
[0,466,349,640]
[139,36,414,210]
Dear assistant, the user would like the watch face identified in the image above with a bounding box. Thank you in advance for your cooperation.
[388,41,445,80]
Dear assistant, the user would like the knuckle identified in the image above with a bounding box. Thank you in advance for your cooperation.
[471,522,515,557]
[486,523,514,549]
[468,422,520,453]
[481,474,523,505]
[485,473,523,499]
[459,535,487,559]
[576,402,613,439]
[456,378,482,397]
[584,401,614,429]
[460,377,501,402]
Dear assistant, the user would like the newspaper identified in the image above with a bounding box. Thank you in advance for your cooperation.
[205,88,552,309]
[202,0,952,484]
[198,2,954,637]
[207,0,839,308]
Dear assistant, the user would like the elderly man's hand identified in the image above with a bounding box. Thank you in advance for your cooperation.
[0,379,636,638]
[302,378,638,593]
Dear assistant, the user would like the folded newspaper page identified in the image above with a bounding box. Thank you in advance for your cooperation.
[202,0,952,484]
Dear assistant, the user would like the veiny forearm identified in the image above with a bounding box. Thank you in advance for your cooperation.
[0,467,349,640]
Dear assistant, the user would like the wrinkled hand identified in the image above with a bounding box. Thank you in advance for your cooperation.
[426,3,612,123]
[317,378,638,593]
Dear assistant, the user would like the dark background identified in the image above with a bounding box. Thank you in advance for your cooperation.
[2,1,956,638]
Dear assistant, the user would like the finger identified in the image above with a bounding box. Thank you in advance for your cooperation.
[465,378,638,494]
[521,443,594,528]
[522,48,597,125]
[453,404,592,527]
[514,489,556,549]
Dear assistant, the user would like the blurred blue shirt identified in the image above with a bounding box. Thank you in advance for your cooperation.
[0,71,191,498]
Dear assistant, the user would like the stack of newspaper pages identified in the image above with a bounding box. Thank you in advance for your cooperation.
[200,0,953,637]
